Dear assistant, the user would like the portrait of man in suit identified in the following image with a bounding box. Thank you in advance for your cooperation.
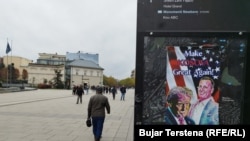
[165,86,195,125]
[189,76,219,125]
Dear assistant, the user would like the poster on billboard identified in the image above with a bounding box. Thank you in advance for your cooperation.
[141,35,247,125]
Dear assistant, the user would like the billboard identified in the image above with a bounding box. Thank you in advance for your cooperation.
[135,0,250,140]
[139,35,247,125]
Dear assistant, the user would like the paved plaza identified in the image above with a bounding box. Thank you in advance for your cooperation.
[0,88,134,141]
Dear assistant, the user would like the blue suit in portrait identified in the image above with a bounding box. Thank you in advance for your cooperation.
[165,108,195,125]
[199,98,219,125]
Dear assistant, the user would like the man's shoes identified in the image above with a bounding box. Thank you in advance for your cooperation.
[95,137,100,141]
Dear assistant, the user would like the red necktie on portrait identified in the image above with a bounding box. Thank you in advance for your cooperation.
[178,117,185,125]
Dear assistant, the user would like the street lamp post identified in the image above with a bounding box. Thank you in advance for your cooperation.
[82,75,84,85]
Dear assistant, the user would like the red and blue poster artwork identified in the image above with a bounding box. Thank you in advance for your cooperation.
[166,45,220,125]
[142,36,246,125]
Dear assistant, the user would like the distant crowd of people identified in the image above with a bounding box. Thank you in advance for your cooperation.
[72,85,128,101]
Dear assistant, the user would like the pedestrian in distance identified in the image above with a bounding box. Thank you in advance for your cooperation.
[111,86,117,100]
[85,85,89,95]
[120,85,126,101]
[84,84,89,95]
[88,86,110,141]
[76,85,84,104]
[72,85,77,95]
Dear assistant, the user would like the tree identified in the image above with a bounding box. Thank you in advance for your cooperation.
[119,77,135,88]
[103,75,118,87]
[22,69,28,80]
[14,68,20,81]
[7,63,20,83]
[103,74,135,88]
[0,68,7,82]
[52,69,64,89]
[0,62,5,69]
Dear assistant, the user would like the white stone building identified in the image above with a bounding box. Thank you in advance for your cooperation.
[68,59,104,88]
[2,52,104,88]
[26,63,65,86]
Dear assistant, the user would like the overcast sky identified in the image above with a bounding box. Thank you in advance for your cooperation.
[0,0,137,80]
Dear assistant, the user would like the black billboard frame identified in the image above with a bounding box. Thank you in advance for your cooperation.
[134,31,250,126]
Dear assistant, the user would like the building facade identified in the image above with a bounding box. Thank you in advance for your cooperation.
[26,52,104,88]
[3,55,32,80]
[26,63,65,86]
[67,59,104,88]
[2,52,104,88]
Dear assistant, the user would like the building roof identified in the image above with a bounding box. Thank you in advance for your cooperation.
[28,63,65,68]
[38,53,66,59]
[66,52,99,64]
[68,59,103,70]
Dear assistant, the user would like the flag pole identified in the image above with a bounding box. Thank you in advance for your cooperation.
[10,40,13,85]
[6,38,12,87]
[6,38,9,87]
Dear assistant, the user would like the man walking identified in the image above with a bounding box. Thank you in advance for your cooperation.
[120,85,126,101]
[88,86,110,141]
[76,85,84,104]
[111,86,117,100]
